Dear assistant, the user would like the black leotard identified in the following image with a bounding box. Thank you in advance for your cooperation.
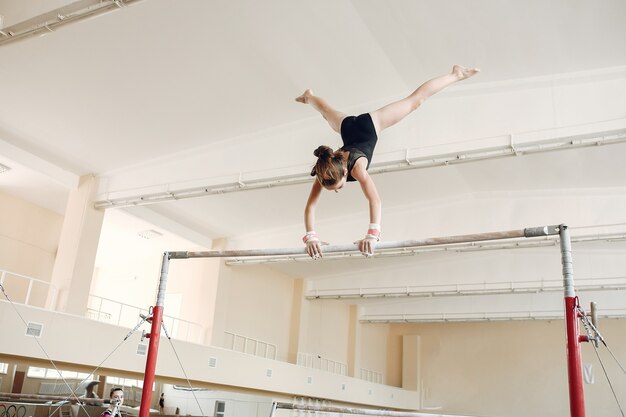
[340,113,378,182]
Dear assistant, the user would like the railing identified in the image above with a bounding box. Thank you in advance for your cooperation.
[0,270,205,345]
[223,331,277,360]
[360,368,384,384]
[87,295,206,344]
[0,269,58,308]
[296,353,347,376]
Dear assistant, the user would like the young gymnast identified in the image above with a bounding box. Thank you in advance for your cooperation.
[296,65,480,259]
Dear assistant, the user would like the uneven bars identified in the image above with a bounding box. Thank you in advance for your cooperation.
[169,225,561,259]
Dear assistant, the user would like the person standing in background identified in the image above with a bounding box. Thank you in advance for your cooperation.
[159,393,165,414]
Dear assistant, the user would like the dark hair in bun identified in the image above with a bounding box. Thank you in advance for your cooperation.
[310,146,346,187]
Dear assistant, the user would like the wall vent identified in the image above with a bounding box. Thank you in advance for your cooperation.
[266,368,273,378]
[137,343,148,355]
[137,229,163,240]
[208,357,217,368]
[214,400,225,417]
[26,322,43,338]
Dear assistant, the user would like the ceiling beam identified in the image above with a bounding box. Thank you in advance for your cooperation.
[93,120,626,209]
[0,136,79,188]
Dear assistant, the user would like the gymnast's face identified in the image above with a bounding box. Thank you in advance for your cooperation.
[111,390,124,406]
[323,175,347,193]
[319,166,348,193]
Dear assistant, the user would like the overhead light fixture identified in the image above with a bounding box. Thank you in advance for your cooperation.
[0,0,145,46]
[307,276,626,300]
[0,163,11,174]
[359,308,626,323]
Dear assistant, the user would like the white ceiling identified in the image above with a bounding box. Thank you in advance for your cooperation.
[1,0,625,180]
[2,0,626,320]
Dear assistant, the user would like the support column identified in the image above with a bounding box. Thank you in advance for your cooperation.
[199,238,225,346]
[208,238,232,347]
[347,304,362,378]
[287,278,304,364]
[402,335,420,391]
[48,174,104,315]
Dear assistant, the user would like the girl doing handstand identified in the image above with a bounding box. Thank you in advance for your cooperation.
[297,65,479,259]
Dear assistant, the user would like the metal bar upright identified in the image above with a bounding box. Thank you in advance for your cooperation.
[139,252,170,417]
[560,225,585,417]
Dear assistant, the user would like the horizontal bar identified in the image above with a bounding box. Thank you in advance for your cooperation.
[169,225,561,259]
[273,402,442,417]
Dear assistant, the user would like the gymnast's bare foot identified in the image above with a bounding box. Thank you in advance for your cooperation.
[295,89,314,104]
[452,65,480,81]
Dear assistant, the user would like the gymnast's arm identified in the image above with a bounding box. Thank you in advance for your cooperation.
[304,180,325,258]
[351,159,382,255]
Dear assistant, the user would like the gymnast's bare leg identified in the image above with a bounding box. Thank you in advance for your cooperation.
[369,64,479,133]
[295,89,346,133]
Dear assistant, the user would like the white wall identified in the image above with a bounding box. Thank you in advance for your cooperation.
[211,263,296,362]
[91,209,217,343]
[359,323,389,383]
[387,319,626,417]
[0,191,62,281]
[297,298,352,367]
[160,385,273,417]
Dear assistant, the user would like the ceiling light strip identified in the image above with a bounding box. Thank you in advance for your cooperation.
[0,0,145,47]
[359,308,626,323]
[306,276,626,300]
